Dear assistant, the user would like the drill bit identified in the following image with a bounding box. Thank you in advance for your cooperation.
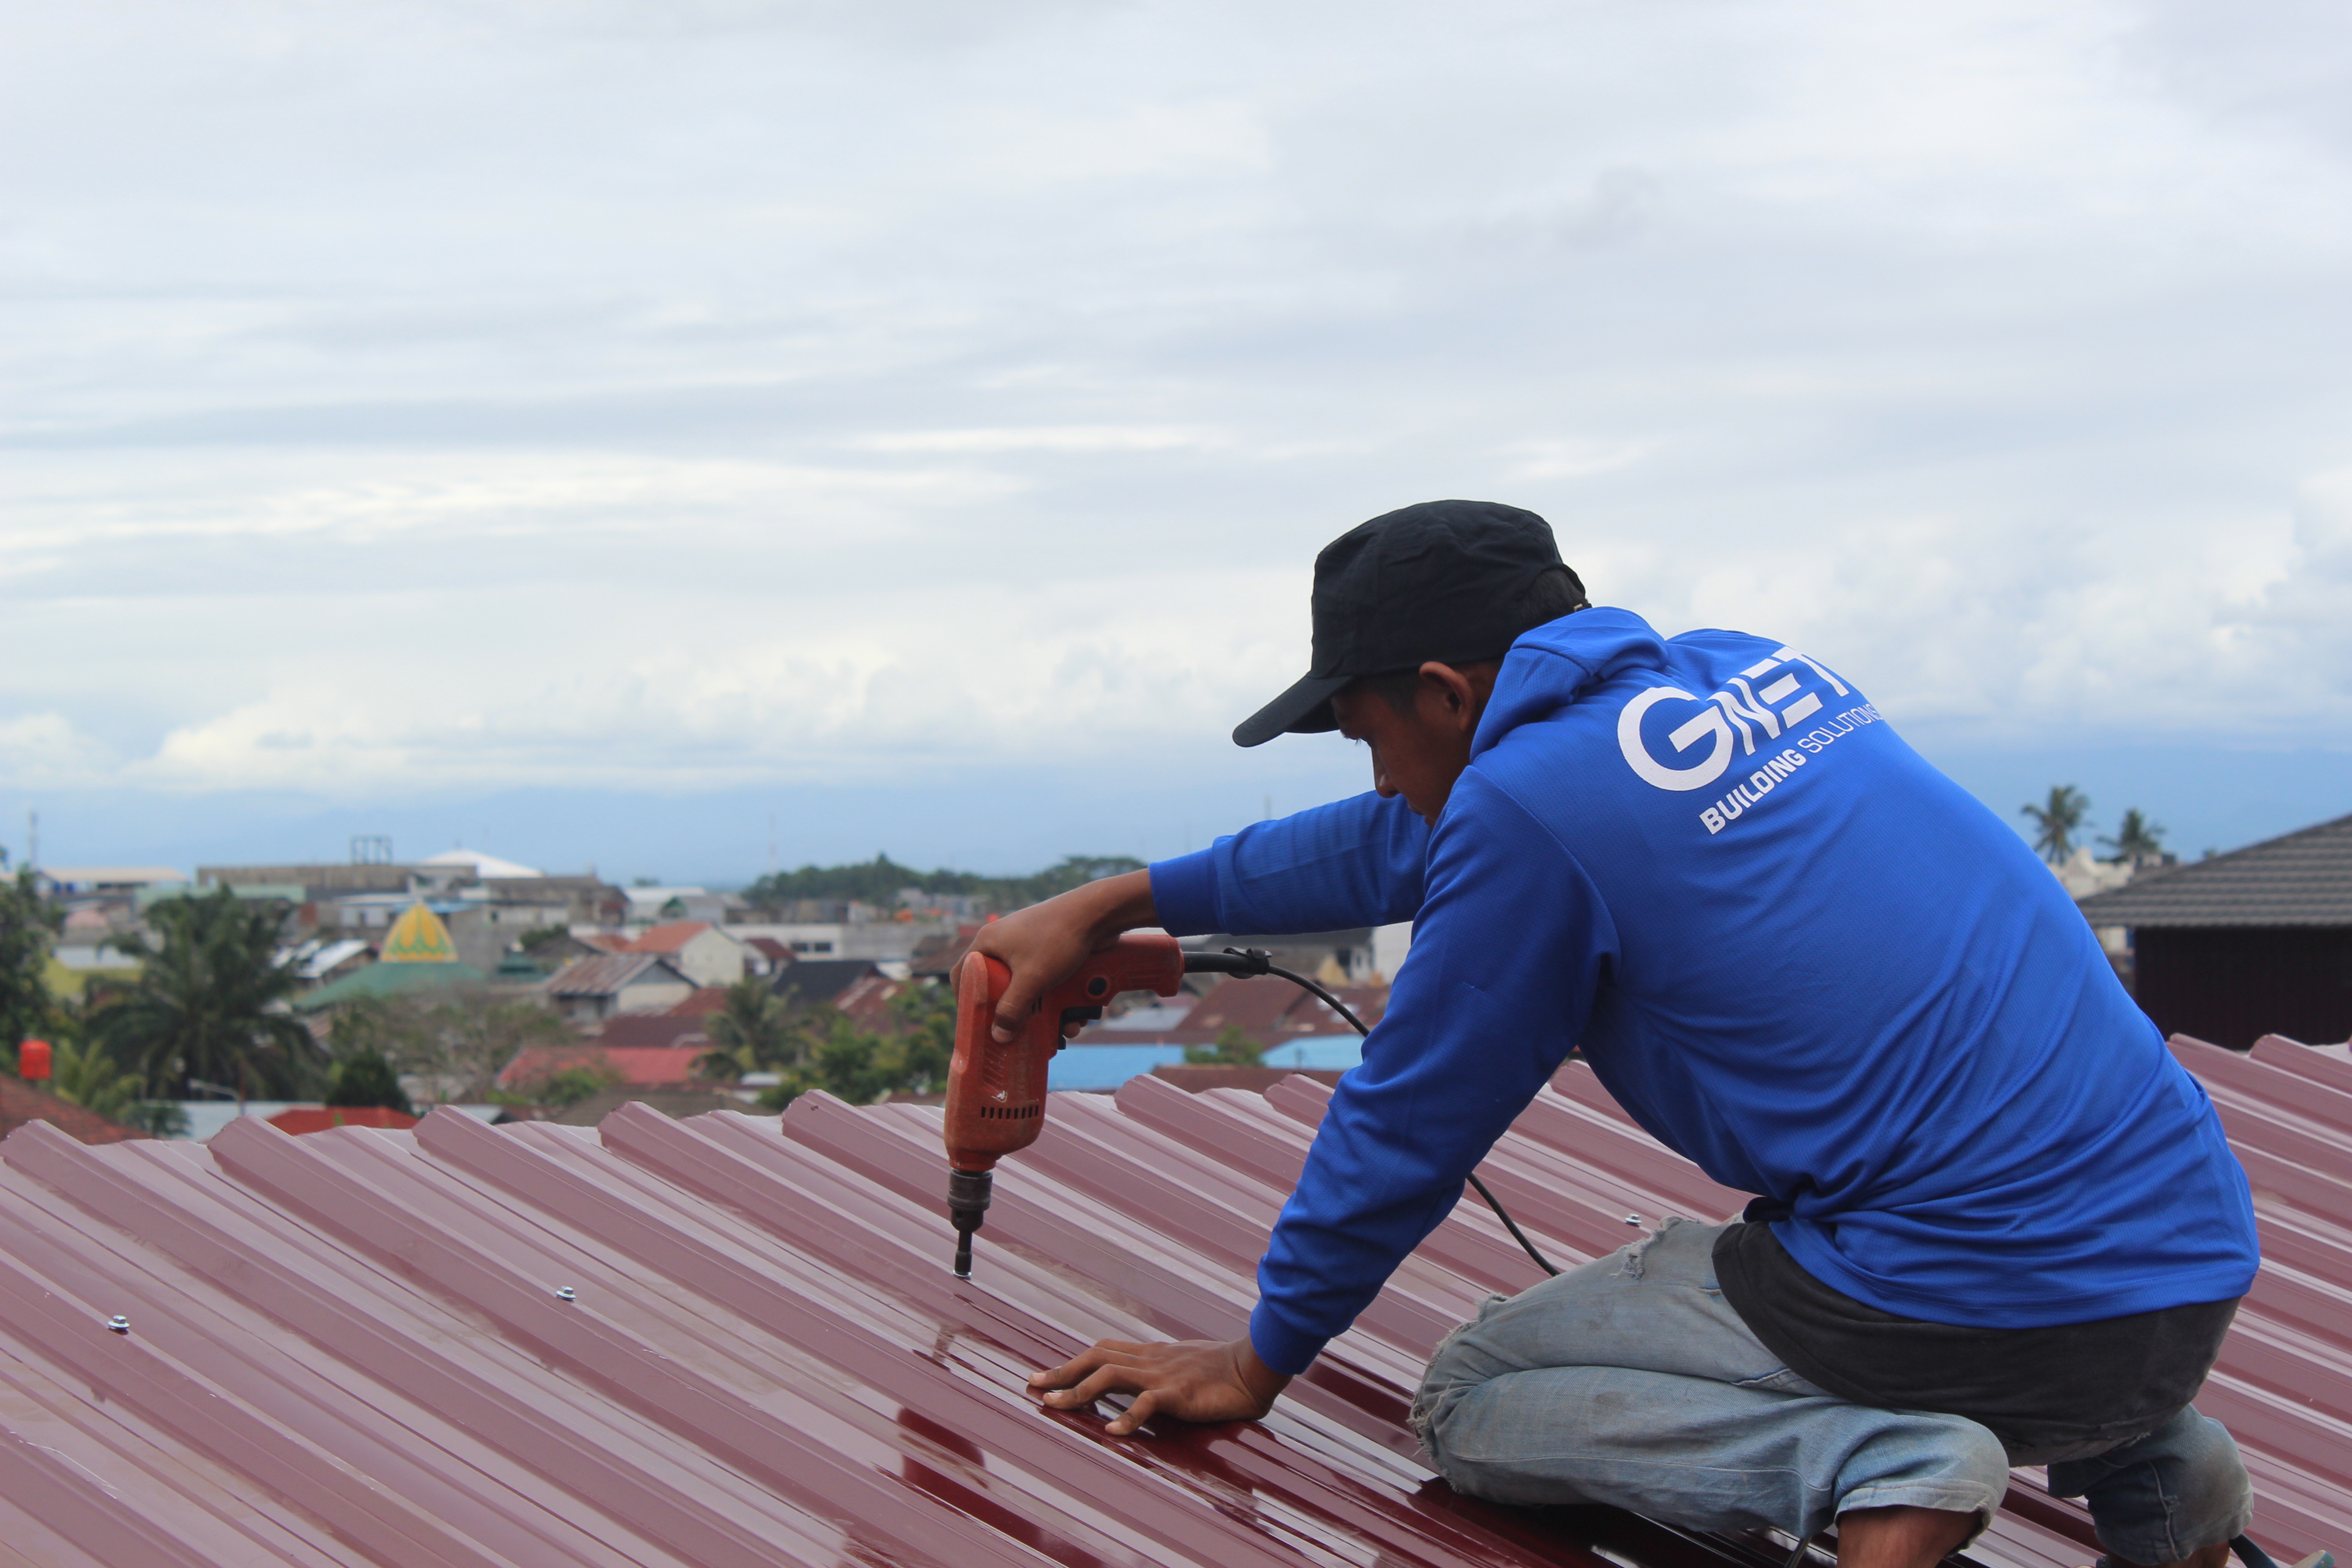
[946,1167,994,1279]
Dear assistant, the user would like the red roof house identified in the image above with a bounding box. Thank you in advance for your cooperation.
[0,1078,149,1146]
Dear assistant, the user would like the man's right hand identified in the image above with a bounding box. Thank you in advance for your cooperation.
[969,868,1159,1043]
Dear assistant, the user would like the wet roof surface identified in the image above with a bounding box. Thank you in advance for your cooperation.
[0,1040,2343,1567]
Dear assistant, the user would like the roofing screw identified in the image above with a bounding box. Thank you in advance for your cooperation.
[107,1315,129,1334]
[1623,1215,1642,1226]
[555,1287,577,1303]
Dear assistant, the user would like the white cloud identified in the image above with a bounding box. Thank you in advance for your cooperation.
[3,0,2350,816]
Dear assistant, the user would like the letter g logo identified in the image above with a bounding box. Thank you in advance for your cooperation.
[1618,687,1734,792]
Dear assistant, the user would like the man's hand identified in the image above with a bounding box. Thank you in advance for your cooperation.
[1028,1336,1290,1436]
[970,869,1158,1043]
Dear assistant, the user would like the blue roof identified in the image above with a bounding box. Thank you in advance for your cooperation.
[1260,1035,1364,1070]
[1047,1044,1186,1092]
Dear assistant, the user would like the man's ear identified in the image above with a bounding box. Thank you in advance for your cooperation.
[1417,662,1480,731]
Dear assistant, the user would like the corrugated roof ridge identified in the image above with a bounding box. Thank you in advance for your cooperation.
[198,1116,895,1565]
[412,1112,1244,1568]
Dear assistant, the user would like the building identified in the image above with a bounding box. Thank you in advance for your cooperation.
[623,885,734,926]
[543,953,696,1026]
[2076,810,2352,1049]
[293,904,491,1014]
[622,921,746,988]
[1073,974,1386,1050]
[728,921,941,965]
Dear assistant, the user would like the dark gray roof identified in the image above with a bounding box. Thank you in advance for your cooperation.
[543,952,692,996]
[2075,811,2352,927]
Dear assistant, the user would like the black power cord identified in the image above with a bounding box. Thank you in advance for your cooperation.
[1183,946,1562,1278]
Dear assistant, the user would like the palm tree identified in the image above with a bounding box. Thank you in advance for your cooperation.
[98,888,318,1099]
[47,1034,148,1122]
[695,976,797,1080]
[2098,808,2166,864]
[2021,785,2092,863]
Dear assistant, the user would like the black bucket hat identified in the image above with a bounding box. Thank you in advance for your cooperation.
[1233,499,1583,746]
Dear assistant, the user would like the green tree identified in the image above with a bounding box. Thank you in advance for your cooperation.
[2099,808,2166,864]
[0,850,62,1074]
[753,983,958,1110]
[98,888,317,1098]
[503,1055,624,1109]
[324,1048,414,1113]
[694,976,797,1079]
[2021,785,2092,863]
[334,991,573,1104]
[46,1034,147,1123]
[1185,1025,1265,1067]
[743,853,1147,917]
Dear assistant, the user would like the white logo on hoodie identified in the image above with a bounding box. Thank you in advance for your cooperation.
[1616,648,1850,792]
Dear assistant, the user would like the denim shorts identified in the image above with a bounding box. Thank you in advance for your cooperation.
[1409,1217,2252,1558]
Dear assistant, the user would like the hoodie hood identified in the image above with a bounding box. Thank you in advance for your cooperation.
[1470,607,1673,760]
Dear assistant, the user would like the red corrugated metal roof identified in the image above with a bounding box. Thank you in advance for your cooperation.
[0,1046,2340,1566]
[265,1106,421,1135]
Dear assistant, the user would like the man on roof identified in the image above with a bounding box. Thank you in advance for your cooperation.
[984,500,2264,1568]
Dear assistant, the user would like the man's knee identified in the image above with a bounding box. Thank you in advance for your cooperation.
[2048,1406,2251,1563]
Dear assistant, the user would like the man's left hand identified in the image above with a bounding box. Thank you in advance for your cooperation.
[1029,1336,1291,1436]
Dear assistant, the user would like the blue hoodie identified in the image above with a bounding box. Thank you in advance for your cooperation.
[1149,609,2259,1377]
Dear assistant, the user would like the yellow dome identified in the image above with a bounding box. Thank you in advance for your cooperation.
[380,902,458,963]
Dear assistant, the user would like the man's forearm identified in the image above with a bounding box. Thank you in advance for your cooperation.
[1070,868,1159,943]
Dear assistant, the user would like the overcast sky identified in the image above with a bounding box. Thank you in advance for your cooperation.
[5,0,2349,879]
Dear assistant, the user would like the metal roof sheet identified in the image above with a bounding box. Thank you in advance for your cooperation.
[2076,812,2352,926]
[544,953,692,997]
[0,1047,2342,1567]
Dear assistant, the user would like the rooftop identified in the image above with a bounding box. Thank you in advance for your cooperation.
[544,953,693,998]
[0,1045,2339,1565]
[2076,811,2352,926]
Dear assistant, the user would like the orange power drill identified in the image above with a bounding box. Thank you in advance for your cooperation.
[944,932,1200,1278]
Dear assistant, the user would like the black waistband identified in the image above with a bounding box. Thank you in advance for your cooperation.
[1711,1220,2239,1456]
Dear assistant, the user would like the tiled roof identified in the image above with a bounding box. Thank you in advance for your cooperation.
[2076,811,2352,926]
[544,953,691,997]
[0,1078,148,1145]
[667,986,734,1018]
[1078,975,1386,1047]
[500,1044,713,1089]
[593,1013,716,1051]
[0,1049,2340,1565]
[626,921,716,954]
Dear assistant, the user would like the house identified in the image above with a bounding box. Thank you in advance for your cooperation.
[623,885,733,926]
[772,958,885,1009]
[496,1043,715,1092]
[740,935,795,975]
[542,953,696,1025]
[1075,974,1386,1049]
[0,1078,150,1145]
[2076,810,2352,1049]
[589,1012,715,1051]
[622,921,746,987]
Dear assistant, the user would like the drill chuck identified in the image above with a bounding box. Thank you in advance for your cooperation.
[946,1166,994,1279]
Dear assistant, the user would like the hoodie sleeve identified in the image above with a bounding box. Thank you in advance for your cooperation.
[1148,791,1430,937]
[1246,771,1618,1374]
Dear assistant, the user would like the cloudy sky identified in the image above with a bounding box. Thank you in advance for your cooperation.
[5,0,2349,881]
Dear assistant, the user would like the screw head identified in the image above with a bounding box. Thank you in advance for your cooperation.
[1623,1214,1642,1226]
[106,1315,129,1334]
[555,1286,577,1303]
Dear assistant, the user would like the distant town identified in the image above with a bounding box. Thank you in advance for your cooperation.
[1,790,2344,1146]
[0,842,1407,1143]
